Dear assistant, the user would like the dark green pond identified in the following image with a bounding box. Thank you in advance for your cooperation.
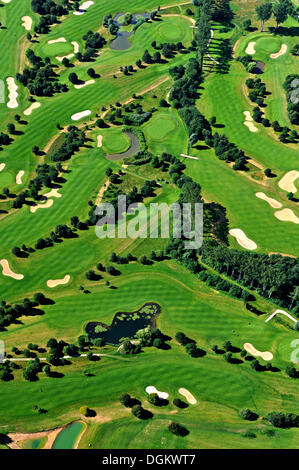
[52,422,84,449]
[86,302,161,345]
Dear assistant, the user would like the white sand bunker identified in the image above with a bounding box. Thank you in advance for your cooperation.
[71,41,79,53]
[6,77,19,109]
[30,199,53,213]
[74,79,95,89]
[178,388,197,405]
[0,163,5,172]
[270,44,287,59]
[71,110,91,121]
[97,135,103,148]
[22,16,32,31]
[243,111,258,132]
[24,102,40,116]
[244,343,273,361]
[245,41,256,55]
[229,228,257,250]
[256,192,282,209]
[73,1,94,15]
[278,170,299,193]
[145,386,169,400]
[47,274,70,288]
[16,170,24,185]
[48,37,67,44]
[43,188,61,199]
[274,208,299,224]
[56,53,74,62]
[0,259,24,280]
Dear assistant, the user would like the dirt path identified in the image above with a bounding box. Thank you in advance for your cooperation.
[96,179,110,205]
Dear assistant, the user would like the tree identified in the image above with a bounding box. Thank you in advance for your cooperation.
[243,19,252,31]
[273,3,288,28]
[142,49,152,63]
[168,422,188,436]
[264,168,272,177]
[287,192,294,200]
[256,3,272,32]
[87,68,96,78]
[239,408,258,421]
[79,405,92,417]
[69,72,79,84]
[7,123,15,134]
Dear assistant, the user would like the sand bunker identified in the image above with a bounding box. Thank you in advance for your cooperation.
[256,192,282,209]
[47,274,70,288]
[245,41,256,55]
[274,208,299,224]
[73,1,94,15]
[243,343,273,361]
[30,199,54,213]
[0,259,24,280]
[270,44,287,59]
[71,110,91,121]
[178,388,197,405]
[229,228,257,250]
[0,163,5,172]
[43,188,61,199]
[266,309,297,324]
[96,179,110,205]
[56,53,74,62]
[278,170,299,193]
[243,111,258,132]
[97,135,103,148]
[24,102,41,116]
[21,16,32,31]
[74,79,95,89]
[71,41,79,53]
[6,77,19,109]
[145,386,169,400]
[16,170,24,185]
[48,37,67,44]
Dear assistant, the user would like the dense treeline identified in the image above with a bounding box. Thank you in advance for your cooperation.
[50,126,86,162]
[201,242,298,310]
[17,50,67,97]
[283,74,299,125]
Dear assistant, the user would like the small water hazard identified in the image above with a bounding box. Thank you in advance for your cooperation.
[104,131,140,161]
[86,302,161,345]
[109,13,150,51]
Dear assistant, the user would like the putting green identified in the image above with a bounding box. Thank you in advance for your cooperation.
[255,36,282,54]
[158,21,185,42]
[144,113,178,141]
[42,42,74,57]
[0,172,14,187]
[102,129,131,154]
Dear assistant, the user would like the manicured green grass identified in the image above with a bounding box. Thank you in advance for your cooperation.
[102,128,131,154]
[143,109,188,155]
[0,0,298,450]
[42,41,74,57]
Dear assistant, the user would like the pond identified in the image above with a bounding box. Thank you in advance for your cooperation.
[86,302,161,345]
[105,131,140,161]
[52,422,84,449]
[109,12,150,51]
[254,61,266,74]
